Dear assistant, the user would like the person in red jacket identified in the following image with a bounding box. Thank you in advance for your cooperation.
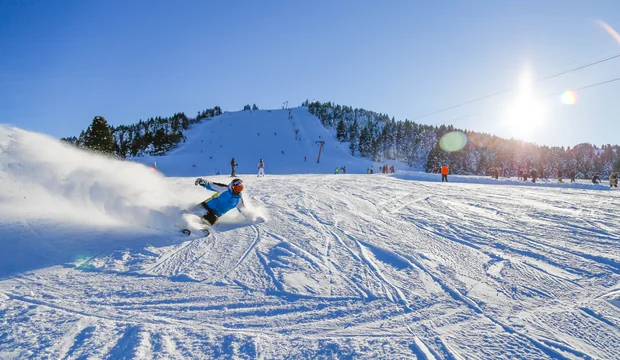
[441,165,449,182]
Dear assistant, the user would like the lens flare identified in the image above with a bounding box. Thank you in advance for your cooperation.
[439,131,467,152]
[596,20,620,45]
[561,90,578,105]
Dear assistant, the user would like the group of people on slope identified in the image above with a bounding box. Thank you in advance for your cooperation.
[365,164,396,174]
[447,164,618,187]
[230,158,266,177]
[518,168,541,183]
[591,172,618,187]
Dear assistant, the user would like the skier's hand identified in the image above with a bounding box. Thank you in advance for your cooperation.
[195,178,207,186]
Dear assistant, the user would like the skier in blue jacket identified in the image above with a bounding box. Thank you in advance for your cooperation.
[194,177,248,225]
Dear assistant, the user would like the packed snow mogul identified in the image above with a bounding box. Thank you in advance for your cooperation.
[194,177,248,225]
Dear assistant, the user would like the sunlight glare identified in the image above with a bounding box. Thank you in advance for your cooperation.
[503,70,546,139]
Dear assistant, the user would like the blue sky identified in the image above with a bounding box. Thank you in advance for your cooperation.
[1,0,620,147]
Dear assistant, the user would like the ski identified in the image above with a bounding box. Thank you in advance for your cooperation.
[180,228,211,236]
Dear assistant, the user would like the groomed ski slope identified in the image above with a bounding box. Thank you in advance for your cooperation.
[1,123,619,359]
[140,108,384,176]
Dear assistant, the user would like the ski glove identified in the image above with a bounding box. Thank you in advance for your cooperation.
[195,178,208,186]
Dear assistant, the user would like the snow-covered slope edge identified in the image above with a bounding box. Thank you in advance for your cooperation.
[139,107,396,176]
[0,125,202,275]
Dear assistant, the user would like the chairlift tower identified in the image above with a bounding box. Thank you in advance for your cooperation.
[316,141,325,163]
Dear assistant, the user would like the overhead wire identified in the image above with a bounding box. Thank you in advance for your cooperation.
[410,53,620,121]
[444,75,620,124]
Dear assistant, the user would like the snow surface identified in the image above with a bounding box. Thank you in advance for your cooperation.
[1,111,619,359]
[139,108,392,176]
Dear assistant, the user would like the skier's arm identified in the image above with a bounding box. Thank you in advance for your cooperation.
[205,182,229,193]
[195,178,229,193]
[236,197,251,217]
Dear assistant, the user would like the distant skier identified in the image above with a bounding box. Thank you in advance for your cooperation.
[193,178,248,226]
[530,169,537,183]
[592,174,601,184]
[257,159,265,177]
[611,173,618,188]
[441,165,449,182]
[335,167,339,174]
[570,170,576,183]
[230,158,238,177]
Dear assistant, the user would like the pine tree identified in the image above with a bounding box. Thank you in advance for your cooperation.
[477,153,488,175]
[82,116,115,154]
[60,136,79,146]
[426,143,448,172]
[348,119,359,155]
[252,104,258,111]
[359,126,371,157]
[348,119,359,140]
[336,119,346,142]
[349,140,357,156]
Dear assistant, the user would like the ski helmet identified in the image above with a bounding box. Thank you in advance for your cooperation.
[231,178,244,194]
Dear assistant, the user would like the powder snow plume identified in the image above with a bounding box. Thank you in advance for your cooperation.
[0,125,192,230]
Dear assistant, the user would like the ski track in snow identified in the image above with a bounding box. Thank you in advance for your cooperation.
[1,115,620,359]
[2,175,619,359]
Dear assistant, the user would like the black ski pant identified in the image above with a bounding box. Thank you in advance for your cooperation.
[441,175,448,182]
[200,203,219,225]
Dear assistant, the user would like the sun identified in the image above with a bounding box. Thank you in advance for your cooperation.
[504,96,545,136]
[503,72,546,139]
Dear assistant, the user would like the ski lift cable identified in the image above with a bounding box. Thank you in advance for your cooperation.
[445,75,620,123]
[410,53,620,121]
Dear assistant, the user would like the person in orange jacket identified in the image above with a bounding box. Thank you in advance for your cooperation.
[441,165,449,182]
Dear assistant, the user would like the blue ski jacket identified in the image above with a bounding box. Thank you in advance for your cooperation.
[202,182,245,217]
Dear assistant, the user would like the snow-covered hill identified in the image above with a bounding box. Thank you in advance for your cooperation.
[1,124,619,359]
[140,107,388,176]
